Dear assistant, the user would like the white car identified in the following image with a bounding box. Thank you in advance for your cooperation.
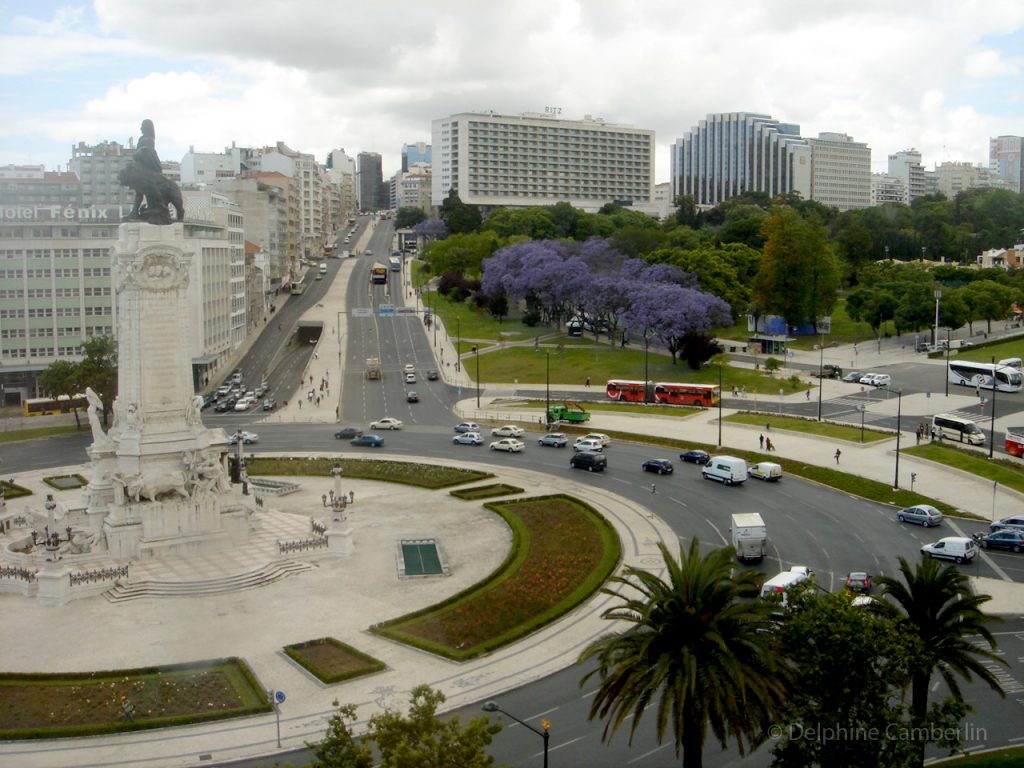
[454,422,481,433]
[233,397,254,411]
[748,461,783,482]
[228,431,258,445]
[573,438,604,453]
[581,433,612,446]
[491,424,524,438]
[404,364,416,373]
[404,373,417,384]
[452,432,483,446]
[489,438,525,453]
[858,373,878,385]
[370,417,403,430]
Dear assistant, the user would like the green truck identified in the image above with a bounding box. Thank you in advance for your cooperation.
[547,402,590,424]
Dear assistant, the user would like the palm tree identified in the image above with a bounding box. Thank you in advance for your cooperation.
[877,556,1005,766]
[579,539,788,767]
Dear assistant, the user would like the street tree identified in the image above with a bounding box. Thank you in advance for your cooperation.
[581,540,788,768]
[937,287,969,335]
[657,245,750,318]
[394,206,427,229]
[877,557,1005,768]
[439,189,482,234]
[37,359,83,429]
[75,335,117,424]
[482,206,557,239]
[622,282,732,367]
[412,218,448,241]
[423,232,500,277]
[845,286,897,347]
[963,280,1018,334]
[892,284,937,338]
[307,702,374,768]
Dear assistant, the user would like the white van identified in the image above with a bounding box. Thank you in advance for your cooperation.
[318,262,328,274]
[702,456,748,486]
[759,566,813,606]
[932,413,985,445]
[921,537,977,564]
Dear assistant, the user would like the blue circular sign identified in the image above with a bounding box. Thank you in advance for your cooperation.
[275,690,286,704]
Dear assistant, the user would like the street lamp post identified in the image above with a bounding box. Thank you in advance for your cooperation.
[990,356,998,459]
[933,287,942,349]
[456,317,461,373]
[482,701,549,768]
[643,330,651,404]
[545,351,550,429]
[717,361,723,448]
[474,345,480,409]
[859,403,866,443]
[945,328,951,397]
[817,339,824,422]
[893,390,903,489]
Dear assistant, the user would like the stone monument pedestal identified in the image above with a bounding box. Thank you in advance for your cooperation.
[35,559,72,607]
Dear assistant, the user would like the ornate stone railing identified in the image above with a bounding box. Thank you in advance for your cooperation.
[248,478,300,496]
[69,565,129,587]
[0,565,37,582]
[311,519,326,536]
[278,537,328,555]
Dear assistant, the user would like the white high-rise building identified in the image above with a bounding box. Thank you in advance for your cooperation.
[887,149,928,204]
[431,111,654,212]
[870,173,907,206]
[671,112,811,207]
[806,132,871,211]
[989,135,1023,193]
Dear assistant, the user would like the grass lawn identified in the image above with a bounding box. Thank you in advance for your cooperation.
[424,288,552,343]
[512,399,708,419]
[244,457,492,489]
[931,747,1024,767]
[955,337,1024,364]
[372,494,620,660]
[0,658,269,739]
[904,442,1024,495]
[0,425,81,443]
[471,347,809,391]
[725,412,893,443]
[283,638,385,685]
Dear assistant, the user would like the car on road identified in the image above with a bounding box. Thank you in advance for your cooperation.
[452,432,483,446]
[979,529,1024,553]
[748,461,783,482]
[642,459,674,475]
[990,515,1024,532]
[255,384,269,398]
[228,431,259,445]
[351,434,384,448]
[406,391,420,403]
[841,371,864,383]
[427,370,439,381]
[679,449,710,465]
[813,364,843,379]
[491,424,524,438]
[200,394,214,410]
[581,432,611,446]
[454,422,481,433]
[921,536,977,564]
[370,417,403,430]
[262,398,276,411]
[234,397,255,411]
[844,572,872,594]
[489,438,525,453]
[897,504,943,527]
[537,433,568,447]
[215,397,237,413]
[859,373,892,387]
[334,427,363,439]
[573,438,604,453]
[404,373,417,384]
[570,451,607,472]
[404,364,416,374]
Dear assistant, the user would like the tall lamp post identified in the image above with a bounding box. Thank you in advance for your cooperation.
[990,356,998,459]
[474,345,480,409]
[817,338,824,422]
[893,389,903,490]
[482,701,549,768]
[717,361,723,448]
[643,329,652,404]
[933,286,942,349]
[456,316,461,373]
[545,351,551,429]
[945,328,951,397]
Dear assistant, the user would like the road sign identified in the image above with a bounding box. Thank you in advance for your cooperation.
[395,307,418,315]
[351,308,372,317]
[274,690,286,704]
[378,305,395,317]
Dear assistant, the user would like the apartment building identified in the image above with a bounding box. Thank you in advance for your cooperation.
[69,140,134,208]
[671,112,811,207]
[932,161,1008,198]
[887,149,929,204]
[806,132,872,210]
[870,173,907,205]
[431,111,654,212]
[210,176,291,290]
[989,136,1023,194]
[249,143,322,261]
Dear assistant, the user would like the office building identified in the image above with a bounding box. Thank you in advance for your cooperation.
[887,149,928,204]
[0,166,83,208]
[671,112,811,207]
[870,173,907,206]
[357,152,385,212]
[431,111,654,212]
[402,142,431,172]
[932,161,1008,198]
[69,140,135,208]
[990,136,1023,193]
[806,132,872,210]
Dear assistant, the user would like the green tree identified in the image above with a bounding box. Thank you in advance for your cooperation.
[772,593,916,768]
[674,194,701,228]
[656,246,750,317]
[964,280,1018,334]
[892,284,936,338]
[37,359,83,429]
[547,201,582,238]
[580,540,788,767]
[753,207,839,331]
[439,189,482,234]
[307,702,374,768]
[877,557,1005,767]
[937,287,969,333]
[75,335,118,424]
[482,207,556,239]
[845,286,898,348]
[717,204,768,249]
[395,206,427,229]
[422,232,500,278]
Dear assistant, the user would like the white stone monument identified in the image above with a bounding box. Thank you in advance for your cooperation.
[92,222,250,559]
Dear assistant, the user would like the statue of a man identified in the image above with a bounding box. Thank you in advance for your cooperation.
[130,119,162,218]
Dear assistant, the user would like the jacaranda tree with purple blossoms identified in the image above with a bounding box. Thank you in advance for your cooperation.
[622,283,732,368]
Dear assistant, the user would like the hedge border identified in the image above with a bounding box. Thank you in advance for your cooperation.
[244,456,492,489]
[0,480,32,500]
[283,637,386,684]
[371,493,621,661]
[41,473,88,491]
[449,483,525,501]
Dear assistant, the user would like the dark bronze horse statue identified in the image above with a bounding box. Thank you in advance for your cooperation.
[118,163,184,225]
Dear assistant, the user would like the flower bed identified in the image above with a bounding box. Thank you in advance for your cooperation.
[245,457,491,489]
[372,494,621,660]
[0,480,32,500]
[42,474,88,491]
[450,483,525,501]
[0,658,269,739]
[283,637,386,684]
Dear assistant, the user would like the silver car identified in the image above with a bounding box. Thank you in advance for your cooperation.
[897,504,943,527]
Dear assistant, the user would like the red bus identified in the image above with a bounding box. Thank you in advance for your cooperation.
[605,380,650,402]
[653,382,720,407]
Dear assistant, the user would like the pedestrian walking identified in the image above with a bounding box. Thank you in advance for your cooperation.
[834,449,841,464]
[585,377,591,388]
[298,399,302,409]
[915,428,921,445]
[806,389,811,401]
[759,433,765,450]
[741,385,746,397]
[321,494,327,507]
[766,438,774,451]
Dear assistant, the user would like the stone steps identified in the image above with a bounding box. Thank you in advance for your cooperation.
[103,559,315,602]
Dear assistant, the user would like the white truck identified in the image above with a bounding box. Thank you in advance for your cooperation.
[730,512,767,563]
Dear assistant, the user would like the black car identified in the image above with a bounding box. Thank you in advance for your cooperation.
[844,572,872,594]
[335,427,363,439]
[214,397,236,412]
[427,370,439,381]
[570,451,607,472]
[679,449,710,465]
[351,434,384,447]
[980,529,1024,553]
[642,459,674,475]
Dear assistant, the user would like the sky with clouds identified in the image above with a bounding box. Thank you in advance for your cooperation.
[2,0,1023,183]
